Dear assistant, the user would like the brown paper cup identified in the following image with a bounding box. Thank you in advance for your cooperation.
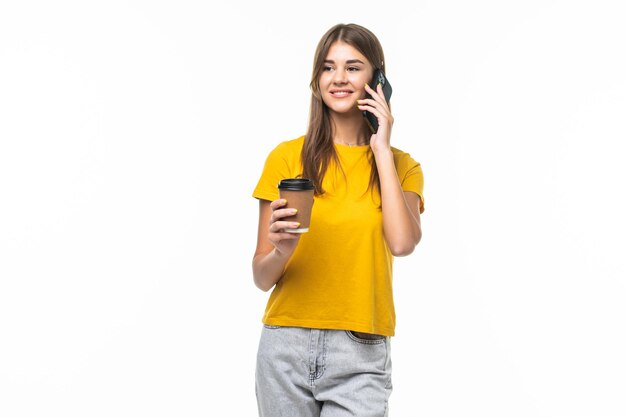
[278,179,315,233]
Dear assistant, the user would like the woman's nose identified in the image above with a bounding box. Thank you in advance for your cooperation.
[332,69,348,84]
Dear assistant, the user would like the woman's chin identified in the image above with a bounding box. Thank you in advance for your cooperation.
[328,105,361,117]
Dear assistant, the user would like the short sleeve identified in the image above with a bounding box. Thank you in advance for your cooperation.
[394,150,425,214]
[252,142,295,202]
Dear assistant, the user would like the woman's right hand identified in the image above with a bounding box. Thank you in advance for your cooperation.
[268,198,302,257]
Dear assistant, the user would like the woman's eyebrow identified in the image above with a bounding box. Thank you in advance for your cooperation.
[324,59,365,65]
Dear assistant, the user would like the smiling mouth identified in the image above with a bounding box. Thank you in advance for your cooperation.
[330,90,353,98]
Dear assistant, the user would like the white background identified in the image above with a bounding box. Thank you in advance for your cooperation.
[1,1,625,416]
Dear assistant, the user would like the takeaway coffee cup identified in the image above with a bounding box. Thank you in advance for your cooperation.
[278,178,315,233]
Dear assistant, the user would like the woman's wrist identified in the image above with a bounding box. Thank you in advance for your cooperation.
[372,146,394,167]
[272,247,292,261]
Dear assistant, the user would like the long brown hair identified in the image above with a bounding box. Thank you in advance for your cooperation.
[301,23,386,196]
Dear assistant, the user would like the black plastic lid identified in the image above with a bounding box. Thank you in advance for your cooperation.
[277,178,314,191]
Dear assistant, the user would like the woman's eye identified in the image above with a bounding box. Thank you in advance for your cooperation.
[323,66,333,71]
[347,67,360,72]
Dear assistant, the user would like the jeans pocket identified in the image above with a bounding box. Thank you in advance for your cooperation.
[346,330,386,344]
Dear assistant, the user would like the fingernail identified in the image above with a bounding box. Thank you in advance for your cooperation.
[365,83,370,89]
[294,222,301,227]
[291,209,298,214]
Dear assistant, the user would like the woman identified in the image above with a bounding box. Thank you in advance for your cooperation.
[252,23,424,416]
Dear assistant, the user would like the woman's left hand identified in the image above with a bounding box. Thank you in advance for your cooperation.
[358,82,394,154]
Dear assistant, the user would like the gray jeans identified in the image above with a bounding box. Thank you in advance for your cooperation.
[255,325,393,417]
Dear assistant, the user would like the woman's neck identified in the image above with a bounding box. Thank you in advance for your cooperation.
[330,113,369,146]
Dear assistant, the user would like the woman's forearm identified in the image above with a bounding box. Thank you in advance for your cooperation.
[252,249,290,292]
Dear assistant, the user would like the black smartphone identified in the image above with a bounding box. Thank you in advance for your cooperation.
[363,69,393,133]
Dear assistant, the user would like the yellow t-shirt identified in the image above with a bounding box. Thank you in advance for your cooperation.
[252,136,424,336]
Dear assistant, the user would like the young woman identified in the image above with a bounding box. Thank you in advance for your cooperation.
[252,23,424,416]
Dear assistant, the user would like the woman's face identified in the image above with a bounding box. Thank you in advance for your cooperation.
[319,41,373,116]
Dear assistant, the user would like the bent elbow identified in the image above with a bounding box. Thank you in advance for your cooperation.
[390,243,416,257]
[389,233,422,257]
[254,277,274,292]
[258,284,273,293]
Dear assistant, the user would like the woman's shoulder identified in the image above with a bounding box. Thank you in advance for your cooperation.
[390,146,423,180]
[268,135,305,156]
[390,146,420,164]
[276,135,305,150]
[260,136,305,169]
